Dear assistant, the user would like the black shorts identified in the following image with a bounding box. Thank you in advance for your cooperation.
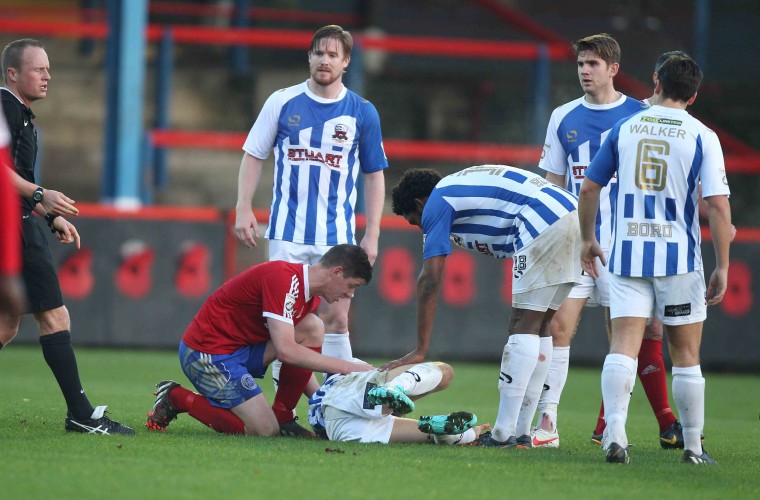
[21,214,64,313]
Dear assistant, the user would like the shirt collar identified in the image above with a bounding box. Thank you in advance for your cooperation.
[303,264,312,302]
[0,87,35,119]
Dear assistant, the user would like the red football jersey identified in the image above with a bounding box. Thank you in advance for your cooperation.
[0,142,20,276]
[182,261,320,354]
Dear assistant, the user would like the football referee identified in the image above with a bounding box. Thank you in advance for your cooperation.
[1,38,132,435]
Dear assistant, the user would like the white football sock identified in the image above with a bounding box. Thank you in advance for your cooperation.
[322,333,353,382]
[271,359,282,393]
[493,334,540,441]
[672,365,705,455]
[434,428,477,445]
[536,346,570,431]
[322,333,353,360]
[515,337,553,437]
[601,353,637,449]
[270,359,297,418]
[386,362,442,396]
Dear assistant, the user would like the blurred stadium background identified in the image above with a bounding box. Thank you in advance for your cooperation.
[2,0,758,369]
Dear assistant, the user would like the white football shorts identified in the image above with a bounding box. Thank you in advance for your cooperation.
[567,253,611,307]
[608,270,707,325]
[268,239,332,264]
[511,211,582,312]
[321,370,396,444]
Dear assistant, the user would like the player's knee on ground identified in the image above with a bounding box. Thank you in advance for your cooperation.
[293,313,324,348]
[233,397,280,437]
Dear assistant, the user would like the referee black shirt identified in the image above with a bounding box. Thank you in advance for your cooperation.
[1,87,38,213]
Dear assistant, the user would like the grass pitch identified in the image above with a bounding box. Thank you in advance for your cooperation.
[1,346,758,499]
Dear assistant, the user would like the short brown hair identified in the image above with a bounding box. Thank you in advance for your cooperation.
[2,38,45,84]
[572,33,620,65]
[319,244,372,283]
[309,25,352,58]
[657,54,703,102]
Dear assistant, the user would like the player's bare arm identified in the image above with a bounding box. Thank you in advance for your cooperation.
[380,255,446,371]
[12,170,78,216]
[359,170,385,266]
[545,171,567,188]
[704,194,732,305]
[269,318,372,374]
[234,153,264,248]
[578,178,605,278]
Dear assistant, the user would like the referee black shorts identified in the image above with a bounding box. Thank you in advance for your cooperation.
[21,214,64,313]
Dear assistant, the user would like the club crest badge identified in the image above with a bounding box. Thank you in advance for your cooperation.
[283,292,296,319]
[332,124,349,143]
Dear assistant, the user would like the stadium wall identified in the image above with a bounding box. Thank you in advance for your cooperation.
[15,209,760,371]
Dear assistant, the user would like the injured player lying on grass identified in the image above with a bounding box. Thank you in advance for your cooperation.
[308,361,490,444]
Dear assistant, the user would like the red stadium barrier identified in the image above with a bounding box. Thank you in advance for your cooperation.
[148,129,760,174]
[0,17,756,169]
[0,19,568,60]
[0,3,360,26]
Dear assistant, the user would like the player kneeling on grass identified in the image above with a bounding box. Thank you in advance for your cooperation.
[145,244,374,437]
[308,360,490,445]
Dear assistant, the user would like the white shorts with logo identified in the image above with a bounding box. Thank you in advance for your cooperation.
[608,270,707,326]
[512,211,582,312]
[268,239,332,264]
[567,254,610,307]
[322,370,396,444]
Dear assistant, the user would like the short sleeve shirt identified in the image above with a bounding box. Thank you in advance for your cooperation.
[182,261,320,354]
[538,93,646,250]
[586,105,730,277]
[243,81,388,246]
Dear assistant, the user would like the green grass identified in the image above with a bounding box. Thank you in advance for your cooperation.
[1,346,758,499]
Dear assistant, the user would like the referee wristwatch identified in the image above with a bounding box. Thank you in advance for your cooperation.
[32,186,44,204]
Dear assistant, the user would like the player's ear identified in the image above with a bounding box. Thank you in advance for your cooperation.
[686,92,698,106]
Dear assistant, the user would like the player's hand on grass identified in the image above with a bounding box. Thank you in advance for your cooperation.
[379,349,426,371]
[705,268,728,305]
[52,217,81,249]
[234,209,259,248]
[472,423,491,439]
[41,189,78,216]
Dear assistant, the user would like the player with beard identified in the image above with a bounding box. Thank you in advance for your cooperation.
[234,25,388,437]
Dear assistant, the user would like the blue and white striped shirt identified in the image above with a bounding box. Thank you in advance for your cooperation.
[422,165,578,261]
[243,81,388,246]
[586,105,730,277]
[539,94,646,250]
